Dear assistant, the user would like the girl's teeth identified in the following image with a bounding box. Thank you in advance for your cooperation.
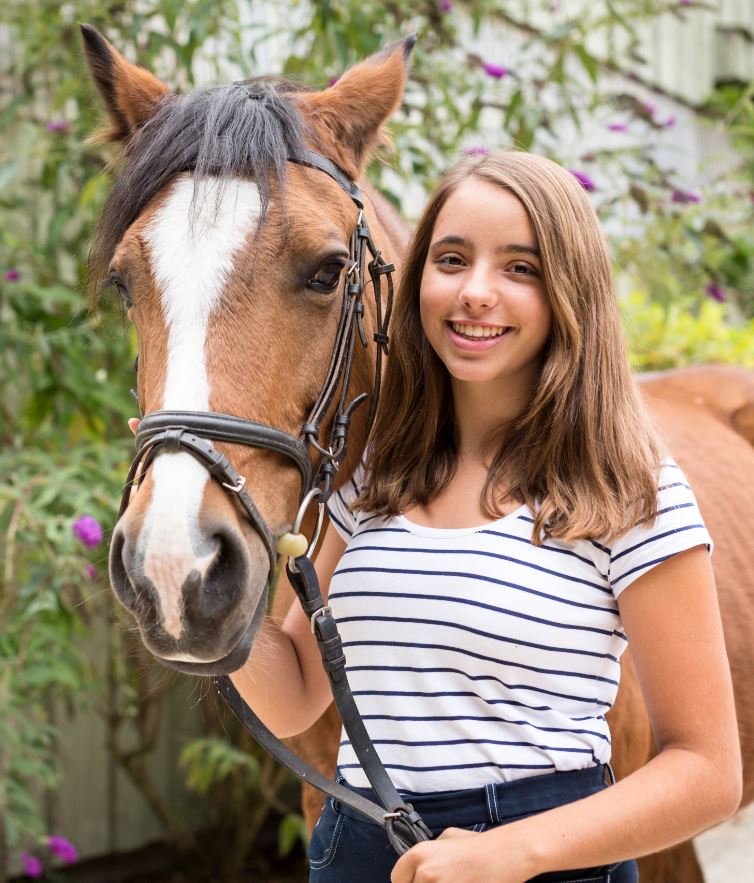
[452,323,507,338]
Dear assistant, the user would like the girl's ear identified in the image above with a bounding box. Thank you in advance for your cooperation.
[80,24,171,144]
[299,35,416,178]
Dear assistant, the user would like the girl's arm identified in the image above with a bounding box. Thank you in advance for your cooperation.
[392,544,742,883]
[228,521,346,738]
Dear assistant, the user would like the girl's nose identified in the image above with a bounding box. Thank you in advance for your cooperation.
[458,263,497,312]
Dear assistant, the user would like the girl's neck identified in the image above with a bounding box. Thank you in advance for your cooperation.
[450,370,536,466]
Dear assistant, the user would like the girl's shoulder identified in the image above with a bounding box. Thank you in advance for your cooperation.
[326,460,368,541]
[603,456,713,599]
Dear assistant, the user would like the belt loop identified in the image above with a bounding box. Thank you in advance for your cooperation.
[484,784,497,824]
[604,762,616,785]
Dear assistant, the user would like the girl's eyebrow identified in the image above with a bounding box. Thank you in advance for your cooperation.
[496,243,540,258]
[429,235,540,258]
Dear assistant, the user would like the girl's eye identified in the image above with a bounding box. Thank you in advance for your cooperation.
[437,254,464,267]
[307,261,345,293]
[511,262,537,275]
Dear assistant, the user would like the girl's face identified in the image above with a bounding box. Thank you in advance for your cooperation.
[419,176,552,391]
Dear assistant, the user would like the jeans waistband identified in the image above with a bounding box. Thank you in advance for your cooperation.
[335,764,612,829]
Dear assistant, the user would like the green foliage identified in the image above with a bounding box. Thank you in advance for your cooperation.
[623,290,754,371]
[278,812,308,858]
[179,738,261,806]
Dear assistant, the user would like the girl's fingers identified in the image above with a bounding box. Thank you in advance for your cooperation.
[128,417,141,436]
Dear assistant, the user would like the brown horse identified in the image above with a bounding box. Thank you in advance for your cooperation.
[82,27,753,882]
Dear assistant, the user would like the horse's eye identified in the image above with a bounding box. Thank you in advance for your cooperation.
[307,261,345,294]
[104,273,132,308]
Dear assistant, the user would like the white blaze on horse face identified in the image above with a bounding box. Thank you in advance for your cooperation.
[140,175,261,642]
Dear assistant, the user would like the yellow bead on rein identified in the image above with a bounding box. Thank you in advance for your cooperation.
[276,532,309,558]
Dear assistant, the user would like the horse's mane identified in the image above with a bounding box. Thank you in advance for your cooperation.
[90,79,313,294]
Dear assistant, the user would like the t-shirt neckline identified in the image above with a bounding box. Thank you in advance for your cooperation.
[395,503,529,538]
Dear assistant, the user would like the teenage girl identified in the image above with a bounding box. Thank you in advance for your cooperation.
[229,150,741,883]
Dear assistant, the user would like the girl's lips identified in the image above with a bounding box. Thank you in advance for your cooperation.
[446,322,513,351]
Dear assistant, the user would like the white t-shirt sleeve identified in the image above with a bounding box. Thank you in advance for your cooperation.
[326,463,366,541]
[608,460,713,599]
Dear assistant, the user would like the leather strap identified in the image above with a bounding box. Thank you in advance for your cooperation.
[214,554,433,855]
[135,410,313,492]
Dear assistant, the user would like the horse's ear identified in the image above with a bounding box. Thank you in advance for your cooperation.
[80,24,170,144]
[301,35,416,177]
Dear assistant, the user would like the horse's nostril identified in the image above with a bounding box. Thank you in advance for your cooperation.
[109,527,140,612]
[191,528,250,618]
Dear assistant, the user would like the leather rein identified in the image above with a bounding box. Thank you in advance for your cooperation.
[117,149,432,855]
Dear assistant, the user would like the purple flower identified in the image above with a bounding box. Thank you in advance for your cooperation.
[671,188,701,205]
[663,115,676,128]
[46,119,69,133]
[4,269,21,282]
[327,77,339,88]
[48,836,78,864]
[85,563,97,580]
[440,0,452,11]
[20,854,43,879]
[706,282,725,302]
[679,0,691,5]
[643,102,656,120]
[608,122,628,132]
[73,515,103,548]
[462,145,490,156]
[569,169,596,192]
[483,62,508,79]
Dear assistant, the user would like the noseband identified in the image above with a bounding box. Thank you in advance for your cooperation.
[117,150,432,854]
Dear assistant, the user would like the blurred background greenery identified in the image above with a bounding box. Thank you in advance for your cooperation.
[1,0,752,880]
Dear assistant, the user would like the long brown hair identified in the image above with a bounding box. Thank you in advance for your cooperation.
[355,150,663,545]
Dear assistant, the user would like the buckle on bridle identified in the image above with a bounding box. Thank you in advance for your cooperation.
[221,475,247,493]
[310,605,331,632]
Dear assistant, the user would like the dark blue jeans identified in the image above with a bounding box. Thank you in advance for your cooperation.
[308,765,639,882]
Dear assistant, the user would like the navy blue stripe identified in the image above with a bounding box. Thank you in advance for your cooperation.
[658,482,691,492]
[338,760,557,773]
[478,529,609,580]
[355,711,611,742]
[334,566,618,616]
[342,639,619,687]
[346,665,612,708]
[327,507,353,537]
[610,552,677,589]
[353,526,410,538]
[654,501,695,517]
[330,589,615,638]
[340,737,595,754]
[610,523,706,564]
[342,544,609,594]
[351,689,610,716]
[350,476,360,497]
[337,614,619,662]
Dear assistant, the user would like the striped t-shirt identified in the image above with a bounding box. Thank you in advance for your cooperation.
[326,460,712,793]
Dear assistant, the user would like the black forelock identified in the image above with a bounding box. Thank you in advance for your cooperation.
[91,78,313,292]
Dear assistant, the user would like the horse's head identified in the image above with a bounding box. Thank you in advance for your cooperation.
[82,25,412,675]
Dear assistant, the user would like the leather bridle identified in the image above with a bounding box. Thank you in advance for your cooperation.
[117,148,432,854]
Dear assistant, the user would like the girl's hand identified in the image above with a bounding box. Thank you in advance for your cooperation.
[128,417,141,435]
[390,827,529,883]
